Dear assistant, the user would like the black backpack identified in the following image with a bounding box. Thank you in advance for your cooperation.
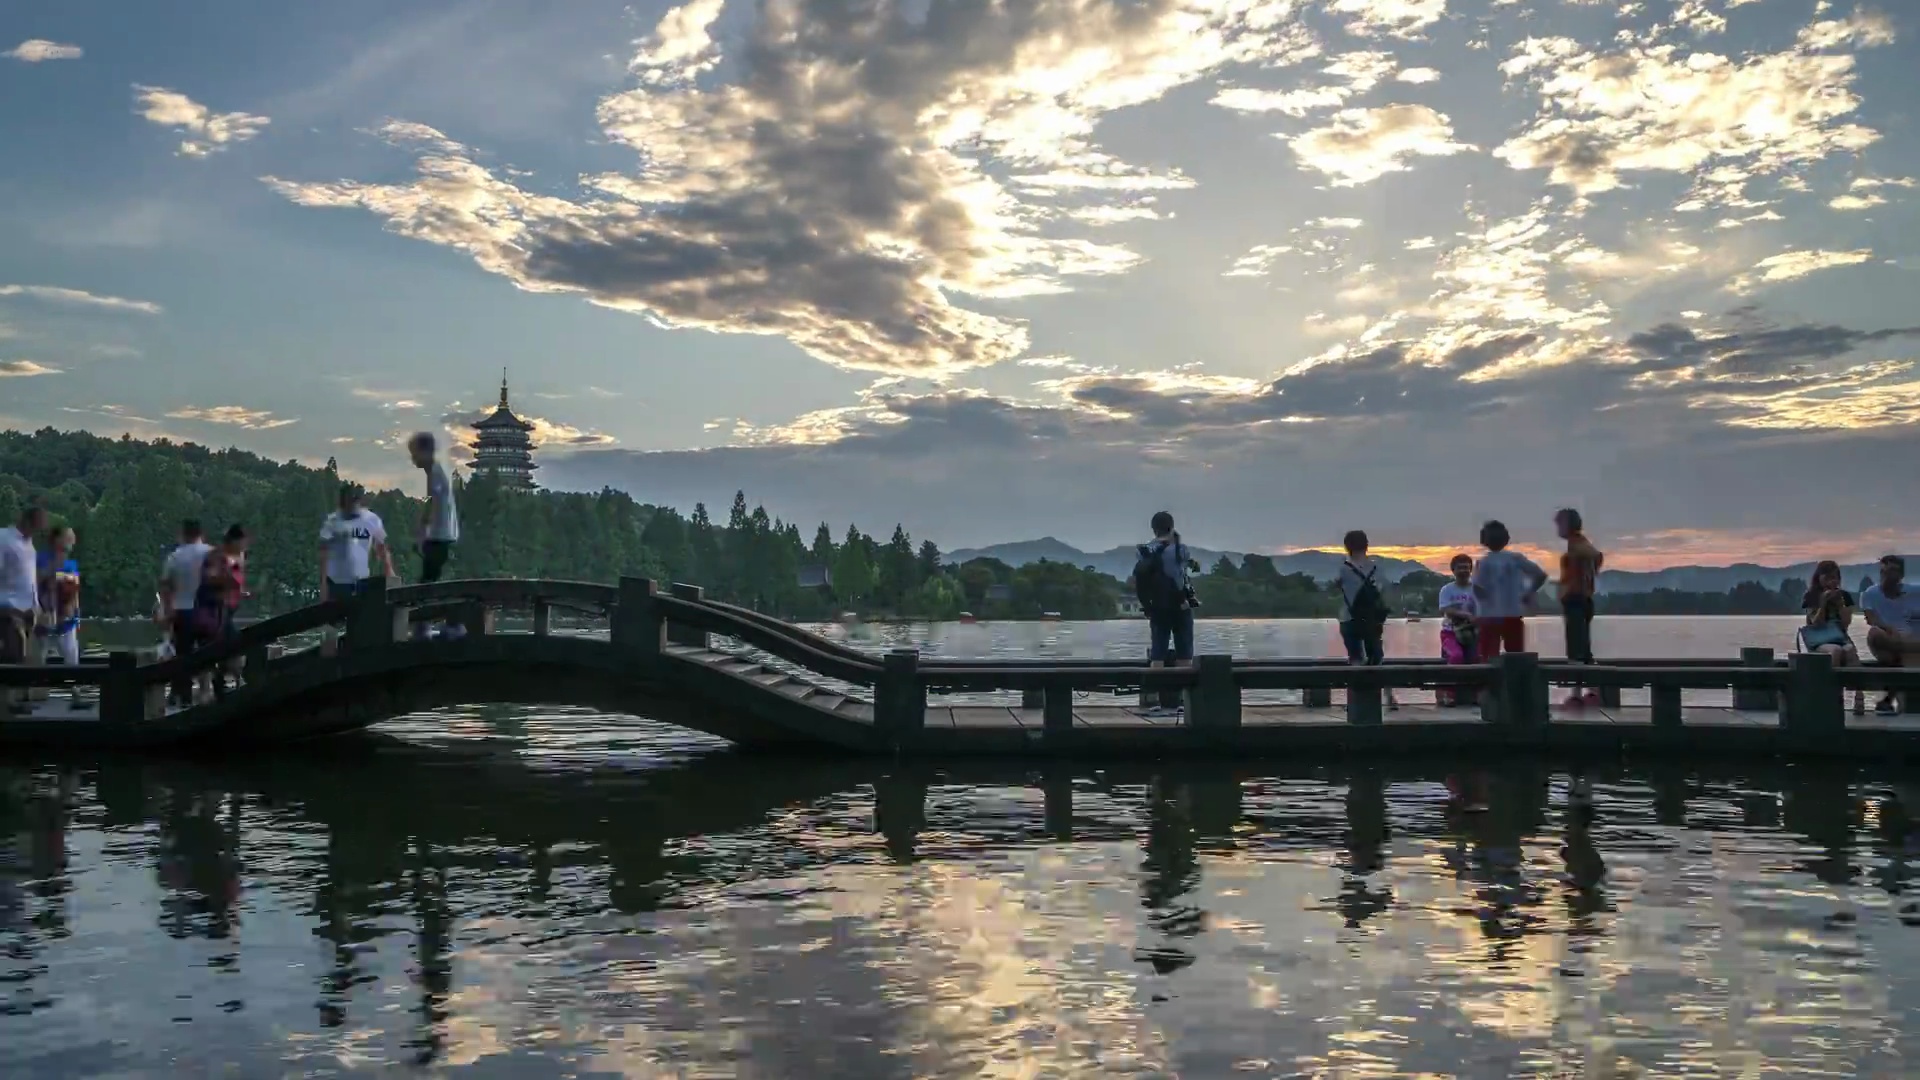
[1134,542,1185,616]
[1343,560,1390,632]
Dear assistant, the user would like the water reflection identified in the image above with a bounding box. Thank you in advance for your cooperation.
[7,743,1920,1074]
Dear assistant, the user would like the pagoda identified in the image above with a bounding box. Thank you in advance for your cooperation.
[469,371,538,489]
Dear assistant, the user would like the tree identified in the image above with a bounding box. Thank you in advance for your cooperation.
[917,539,943,582]
[834,525,874,605]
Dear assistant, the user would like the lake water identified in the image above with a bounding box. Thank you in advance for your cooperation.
[10,615,1907,1077]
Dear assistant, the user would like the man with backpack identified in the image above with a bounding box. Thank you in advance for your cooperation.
[1131,511,1201,716]
[1337,530,1398,710]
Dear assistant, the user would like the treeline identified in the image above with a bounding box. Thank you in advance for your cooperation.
[1193,557,1451,618]
[0,428,1119,620]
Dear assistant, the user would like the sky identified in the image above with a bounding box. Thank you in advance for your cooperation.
[1,0,1916,571]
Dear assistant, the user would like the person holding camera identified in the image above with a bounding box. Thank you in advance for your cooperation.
[1801,559,1866,715]
[1131,511,1201,716]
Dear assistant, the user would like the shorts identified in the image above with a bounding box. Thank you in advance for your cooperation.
[1476,616,1527,660]
[1148,607,1195,663]
[1340,619,1385,665]
[421,540,454,583]
[327,579,369,598]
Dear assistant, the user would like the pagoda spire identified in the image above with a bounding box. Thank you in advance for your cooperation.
[500,367,510,409]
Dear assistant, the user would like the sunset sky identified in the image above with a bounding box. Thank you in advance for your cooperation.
[2,0,1914,570]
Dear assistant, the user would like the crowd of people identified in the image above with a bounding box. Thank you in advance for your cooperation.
[1132,508,1920,718]
[0,432,461,713]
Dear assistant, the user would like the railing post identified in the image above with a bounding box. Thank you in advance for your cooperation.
[1021,687,1045,711]
[244,643,270,688]
[876,649,925,745]
[1304,686,1333,708]
[454,600,494,636]
[532,599,552,637]
[1733,647,1776,711]
[1598,683,1622,709]
[100,650,144,725]
[613,577,664,657]
[1189,654,1240,731]
[1492,652,1544,727]
[1782,651,1843,737]
[1651,682,1683,729]
[1042,682,1075,737]
[1345,670,1383,726]
[667,583,708,649]
[345,576,393,652]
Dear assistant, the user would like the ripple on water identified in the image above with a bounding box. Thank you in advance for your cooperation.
[9,731,1920,1075]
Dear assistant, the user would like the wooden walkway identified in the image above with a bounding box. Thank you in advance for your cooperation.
[4,575,1920,758]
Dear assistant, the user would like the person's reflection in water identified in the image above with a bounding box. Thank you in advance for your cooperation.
[1137,777,1203,976]
[155,787,243,941]
[1559,774,1609,942]
[26,770,75,940]
[1338,770,1392,929]
[407,838,453,1066]
[1784,771,1860,886]
[1449,771,1546,953]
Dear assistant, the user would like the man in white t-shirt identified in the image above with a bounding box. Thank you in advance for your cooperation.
[159,519,215,705]
[1862,554,1920,715]
[318,484,395,600]
[1,503,47,714]
[407,432,463,639]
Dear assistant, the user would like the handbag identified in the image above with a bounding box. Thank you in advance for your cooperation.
[1801,622,1849,650]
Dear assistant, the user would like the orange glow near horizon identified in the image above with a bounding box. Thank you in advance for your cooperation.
[1277,529,1914,574]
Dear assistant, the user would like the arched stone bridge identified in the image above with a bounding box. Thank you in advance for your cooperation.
[3,576,1919,757]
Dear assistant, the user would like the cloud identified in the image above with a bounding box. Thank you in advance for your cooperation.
[1289,104,1471,185]
[436,407,615,449]
[1494,16,1890,204]
[1328,0,1448,39]
[1213,51,1395,117]
[266,0,1327,378]
[0,360,60,378]
[0,284,163,314]
[132,85,270,157]
[366,119,469,157]
[543,314,1920,553]
[4,39,82,62]
[165,406,299,430]
[1729,249,1874,293]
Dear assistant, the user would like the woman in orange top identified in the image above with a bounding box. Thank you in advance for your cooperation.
[1555,508,1603,707]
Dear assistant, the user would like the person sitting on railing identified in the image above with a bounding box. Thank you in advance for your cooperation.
[1437,554,1477,707]
[1862,554,1920,716]
[1800,559,1865,716]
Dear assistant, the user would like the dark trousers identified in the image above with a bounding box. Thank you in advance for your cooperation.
[1562,595,1596,664]
[1147,607,1195,707]
[169,611,201,704]
[420,542,461,633]
[1340,619,1385,666]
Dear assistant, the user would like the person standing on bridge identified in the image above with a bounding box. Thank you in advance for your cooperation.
[1,502,47,716]
[407,432,463,640]
[318,483,396,601]
[159,519,215,706]
[1131,511,1200,718]
[1554,508,1604,708]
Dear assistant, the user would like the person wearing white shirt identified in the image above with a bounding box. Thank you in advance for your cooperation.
[407,433,464,640]
[1470,519,1548,660]
[1862,554,1920,715]
[1437,553,1478,706]
[1,503,47,715]
[318,484,396,600]
[159,519,216,705]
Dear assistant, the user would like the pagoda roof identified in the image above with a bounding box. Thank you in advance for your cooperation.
[474,406,534,431]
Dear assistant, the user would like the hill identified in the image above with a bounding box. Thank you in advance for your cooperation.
[947,537,1430,583]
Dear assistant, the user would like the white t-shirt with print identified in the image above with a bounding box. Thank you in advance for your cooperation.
[1438,581,1477,618]
[162,541,214,612]
[424,461,459,543]
[319,510,386,584]
[1471,549,1545,619]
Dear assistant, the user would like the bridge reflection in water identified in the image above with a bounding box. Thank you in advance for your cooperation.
[7,739,1920,1075]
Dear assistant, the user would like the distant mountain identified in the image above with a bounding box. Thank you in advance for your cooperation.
[947,539,1912,595]
[946,536,1430,583]
[1597,560,1908,596]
